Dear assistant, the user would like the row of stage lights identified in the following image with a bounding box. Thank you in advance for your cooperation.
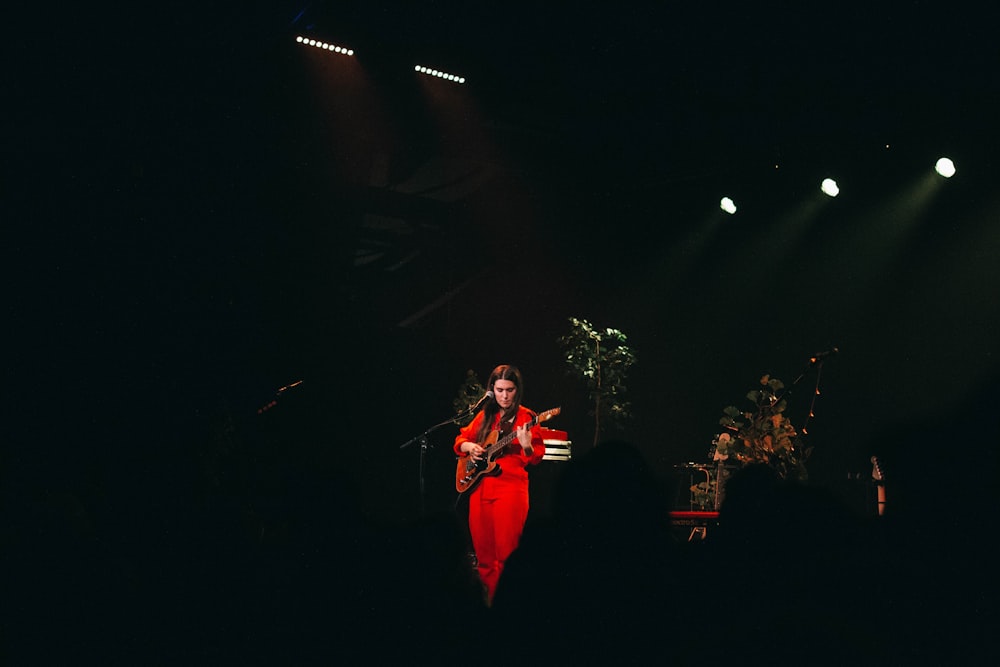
[296,35,353,56]
[718,157,957,215]
[295,36,466,84]
[295,33,960,212]
[413,65,466,84]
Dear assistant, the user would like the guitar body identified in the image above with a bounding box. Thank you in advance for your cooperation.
[454,407,561,495]
[455,432,503,494]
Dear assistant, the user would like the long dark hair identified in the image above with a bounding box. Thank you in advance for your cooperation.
[474,364,524,443]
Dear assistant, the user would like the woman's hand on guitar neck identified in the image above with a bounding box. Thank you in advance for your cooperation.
[516,424,533,456]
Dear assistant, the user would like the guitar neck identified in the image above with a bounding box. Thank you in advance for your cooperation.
[486,414,539,457]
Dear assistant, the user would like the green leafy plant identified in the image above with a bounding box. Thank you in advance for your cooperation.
[689,473,729,511]
[558,317,637,447]
[711,374,811,482]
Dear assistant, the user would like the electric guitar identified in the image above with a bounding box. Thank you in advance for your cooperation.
[455,407,561,495]
[871,455,886,516]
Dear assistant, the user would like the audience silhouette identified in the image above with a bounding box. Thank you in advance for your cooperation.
[6,376,998,664]
[490,439,683,663]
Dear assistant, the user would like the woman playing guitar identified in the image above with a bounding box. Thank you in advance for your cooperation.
[454,364,547,605]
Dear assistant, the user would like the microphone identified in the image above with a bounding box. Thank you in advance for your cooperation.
[469,390,494,412]
[810,347,839,363]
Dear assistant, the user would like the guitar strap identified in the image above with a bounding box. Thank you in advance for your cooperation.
[496,414,514,433]
[495,414,517,455]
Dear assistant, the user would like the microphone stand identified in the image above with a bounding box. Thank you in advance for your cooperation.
[400,404,479,518]
[778,348,837,436]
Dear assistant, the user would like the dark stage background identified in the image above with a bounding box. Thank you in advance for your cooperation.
[9,0,999,540]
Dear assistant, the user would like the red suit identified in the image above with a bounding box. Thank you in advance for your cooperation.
[454,406,544,602]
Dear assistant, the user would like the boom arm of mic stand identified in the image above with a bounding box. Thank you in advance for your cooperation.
[778,348,837,403]
[778,352,834,436]
[399,411,468,450]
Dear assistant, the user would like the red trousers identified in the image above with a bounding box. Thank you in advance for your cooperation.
[467,472,530,603]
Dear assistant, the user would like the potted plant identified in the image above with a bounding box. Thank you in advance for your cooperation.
[557,317,637,448]
[690,374,811,509]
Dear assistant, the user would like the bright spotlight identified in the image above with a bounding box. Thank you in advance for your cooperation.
[935,157,956,178]
[821,178,840,197]
[720,197,737,214]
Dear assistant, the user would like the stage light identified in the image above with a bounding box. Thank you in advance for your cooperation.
[720,197,737,214]
[935,157,956,178]
[295,35,354,56]
[415,65,466,84]
[821,178,840,197]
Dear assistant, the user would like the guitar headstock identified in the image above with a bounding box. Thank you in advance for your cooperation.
[538,407,561,423]
[870,456,884,482]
